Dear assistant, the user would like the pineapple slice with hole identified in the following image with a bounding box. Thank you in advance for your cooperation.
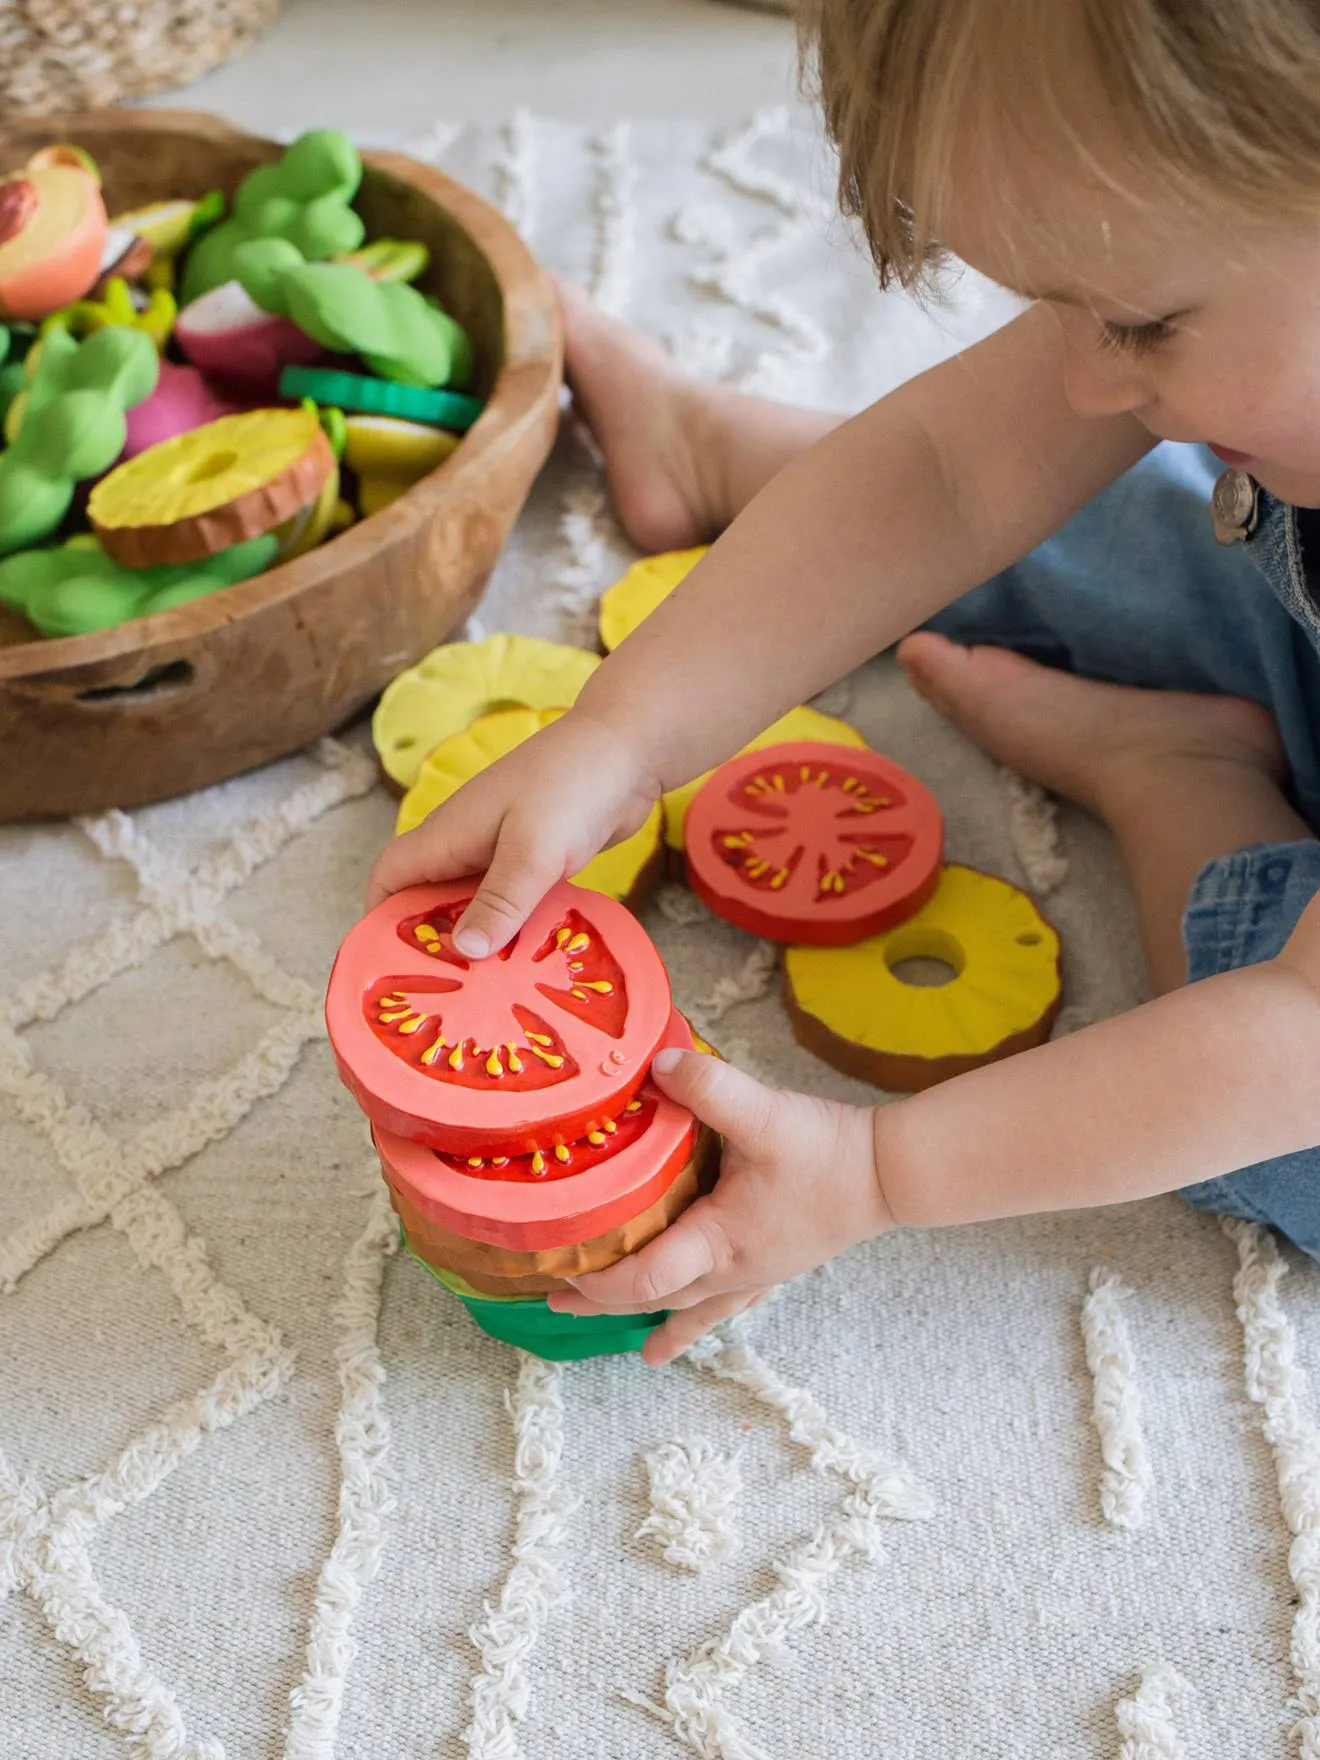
[373,631,600,793]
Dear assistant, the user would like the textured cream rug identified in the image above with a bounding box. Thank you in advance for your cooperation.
[2,113,1316,1760]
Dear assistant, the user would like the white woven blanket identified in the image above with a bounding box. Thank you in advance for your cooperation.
[2,113,1314,1760]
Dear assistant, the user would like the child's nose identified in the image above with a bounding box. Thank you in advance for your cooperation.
[1061,346,1149,420]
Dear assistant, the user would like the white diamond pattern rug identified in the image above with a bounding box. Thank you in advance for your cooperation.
[0,115,1314,1760]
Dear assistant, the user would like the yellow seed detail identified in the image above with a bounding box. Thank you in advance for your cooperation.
[565,933,590,954]
[525,1031,553,1046]
[529,1046,565,1069]
[420,1035,446,1066]
[415,924,440,943]
[505,1044,523,1074]
[467,1157,484,1169]
[448,1043,465,1071]
[602,1118,617,1134]
[587,1131,606,1146]
[625,1099,642,1113]
[770,868,790,889]
[485,1048,504,1078]
[398,1015,427,1035]
[531,1151,546,1175]
[554,1144,571,1164]
[575,980,613,994]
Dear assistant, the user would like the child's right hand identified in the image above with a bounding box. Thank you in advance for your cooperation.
[364,705,663,956]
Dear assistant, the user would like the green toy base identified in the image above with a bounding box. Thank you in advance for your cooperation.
[404,1239,664,1363]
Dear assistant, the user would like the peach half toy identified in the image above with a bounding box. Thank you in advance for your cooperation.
[783,863,1063,1091]
[684,740,944,945]
[0,152,107,322]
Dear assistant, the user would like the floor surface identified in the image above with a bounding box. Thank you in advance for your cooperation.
[156,0,799,134]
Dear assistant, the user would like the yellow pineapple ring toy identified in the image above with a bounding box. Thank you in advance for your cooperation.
[663,702,869,864]
[89,406,335,568]
[397,706,664,911]
[598,545,708,652]
[373,632,600,793]
[783,864,1062,1092]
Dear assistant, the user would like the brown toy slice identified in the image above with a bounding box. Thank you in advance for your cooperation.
[783,863,1062,1091]
[89,407,335,567]
[390,1128,714,1293]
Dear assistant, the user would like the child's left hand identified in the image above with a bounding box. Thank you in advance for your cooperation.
[546,1050,895,1366]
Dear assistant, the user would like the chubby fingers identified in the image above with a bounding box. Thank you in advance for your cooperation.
[546,1197,734,1317]
[649,1048,781,1150]
[641,1288,769,1368]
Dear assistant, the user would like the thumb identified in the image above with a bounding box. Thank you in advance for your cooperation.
[649,1049,778,1150]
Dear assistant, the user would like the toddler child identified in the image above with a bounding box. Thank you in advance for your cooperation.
[369,0,1320,1364]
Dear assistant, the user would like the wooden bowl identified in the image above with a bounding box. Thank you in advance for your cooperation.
[0,109,562,821]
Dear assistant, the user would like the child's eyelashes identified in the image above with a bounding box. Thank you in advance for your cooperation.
[1095,315,1179,358]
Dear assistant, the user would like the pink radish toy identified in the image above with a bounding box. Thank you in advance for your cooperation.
[174,279,325,394]
[122,361,241,459]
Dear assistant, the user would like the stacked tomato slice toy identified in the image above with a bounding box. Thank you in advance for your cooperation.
[326,878,712,1360]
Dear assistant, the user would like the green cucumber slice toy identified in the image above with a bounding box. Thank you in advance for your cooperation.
[280,364,483,432]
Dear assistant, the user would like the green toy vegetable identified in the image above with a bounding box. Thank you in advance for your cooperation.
[0,531,279,637]
[0,326,158,559]
[279,363,484,431]
[233,236,474,389]
[180,131,366,305]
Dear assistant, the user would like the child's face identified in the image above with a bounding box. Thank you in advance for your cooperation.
[944,162,1320,507]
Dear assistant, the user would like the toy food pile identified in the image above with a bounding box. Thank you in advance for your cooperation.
[326,877,717,1361]
[0,131,480,641]
[371,549,1065,1096]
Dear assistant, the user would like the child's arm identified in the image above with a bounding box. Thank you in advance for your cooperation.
[552,894,1320,1366]
[369,306,1152,948]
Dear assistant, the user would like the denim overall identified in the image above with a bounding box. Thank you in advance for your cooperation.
[927,443,1320,1255]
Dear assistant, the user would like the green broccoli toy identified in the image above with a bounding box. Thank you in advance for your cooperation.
[232,236,474,390]
[180,130,367,305]
[0,532,278,637]
[0,326,159,559]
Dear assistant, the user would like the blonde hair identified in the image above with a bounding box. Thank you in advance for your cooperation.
[799,0,1320,289]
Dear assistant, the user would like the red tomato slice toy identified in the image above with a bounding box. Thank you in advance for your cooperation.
[683,741,943,945]
[326,878,673,1154]
[374,1010,701,1250]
